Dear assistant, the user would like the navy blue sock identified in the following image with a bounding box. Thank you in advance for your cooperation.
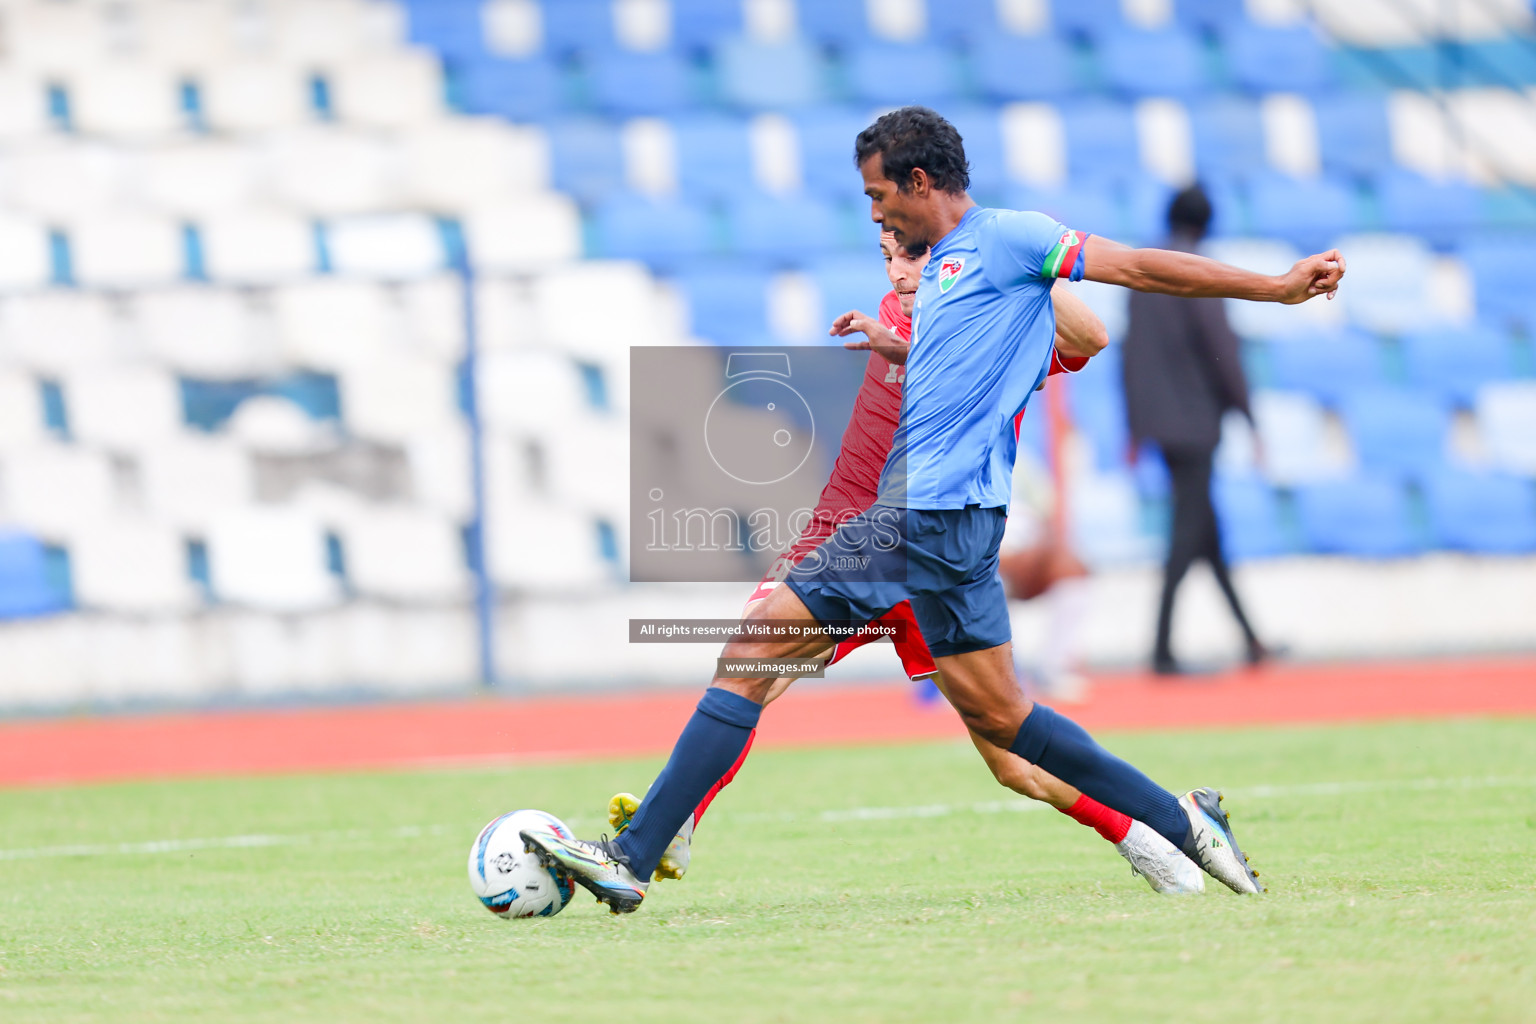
[613,688,762,881]
[1011,704,1190,850]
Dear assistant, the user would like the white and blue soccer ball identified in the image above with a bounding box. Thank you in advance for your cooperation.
[467,809,577,919]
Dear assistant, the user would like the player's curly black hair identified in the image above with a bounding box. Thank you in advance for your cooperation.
[854,106,970,196]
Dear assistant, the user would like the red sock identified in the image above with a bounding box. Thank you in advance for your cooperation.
[691,728,756,825]
[1060,794,1132,844]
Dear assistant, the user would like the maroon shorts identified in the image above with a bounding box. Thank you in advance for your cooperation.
[744,578,938,681]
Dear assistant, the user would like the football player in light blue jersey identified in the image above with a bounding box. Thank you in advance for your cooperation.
[524,107,1346,912]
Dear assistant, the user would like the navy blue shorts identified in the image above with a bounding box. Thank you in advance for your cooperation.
[784,505,1010,659]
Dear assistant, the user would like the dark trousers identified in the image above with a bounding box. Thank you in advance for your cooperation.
[1154,445,1258,663]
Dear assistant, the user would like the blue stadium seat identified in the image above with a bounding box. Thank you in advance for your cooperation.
[1314,94,1393,179]
[1060,99,1139,181]
[1098,29,1206,98]
[588,51,691,117]
[673,115,755,201]
[1400,323,1515,407]
[0,530,71,619]
[726,193,841,262]
[404,0,485,62]
[808,254,892,327]
[1049,0,1123,42]
[1339,387,1451,476]
[456,57,564,121]
[928,0,1007,46]
[1266,330,1385,406]
[795,0,870,49]
[1123,178,1176,243]
[944,106,1008,200]
[1422,469,1536,553]
[1007,183,1122,240]
[972,35,1078,102]
[541,0,616,57]
[1213,476,1292,560]
[1376,171,1482,249]
[1190,97,1267,178]
[1067,346,1129,467]
[672,263,770,343]
[670,0,743,52]
[1459,233,1536,325]
[1295,477,1423,557]
[1223,24,1332,94]
[845,43,961,107]
[547,118,625,206]
[715,38,827,109]
[1173,0,1246,35]
[793,107,875,199]
[1247,173,1361,252]
[591,193,714,268]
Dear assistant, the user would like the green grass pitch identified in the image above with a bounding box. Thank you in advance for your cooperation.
[2,718,1533,1023]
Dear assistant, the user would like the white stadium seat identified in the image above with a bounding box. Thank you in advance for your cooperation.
[1,443,115,539]
[202,207,315,282]
[531,261,666,359]
[63,365,183,449]
[271,0,385,62]
[486,499,611,590]
[135,287,268,379]
[1388,91,1469,181]
[1134,99,1194,186]
[340,352,459,443]
[134,0,238,71]
[472,277,539,352]
[0,212,52,290]
[1328,233,1439,335]
[2,1,109,73]
[0,69,49,141]
[1261,93,1321,178]
[749,113,801,194]
[1001,102,1068,187]
[130,142,259,217]
[70,63,184,139]
[462,195,583,272]
[0,369,44,449]
[407,424,474,518]
[140,433,255,531]
[399,275,469,360]
[328,214,445,278]
[2,141,125,221]
[483,0,545,56]
[0,291,121,373]
[1445,89,1536,187]
[226,395,339,455]
[71,519,196,612]
[1069,471,1159,566]
[542,416,628,521]
[397,118,552,210]
[71,212,184,287]
[1476,381,1536,475]
[477,350,589,432]
[330,50,444,128]
[273,279,392,370]
[1204,237,1344,337]
[339,506,468,601]
[1250,390,1352,485]
[266,128,397,215]
[1312,0,1532,44]
[622,117,679,197]
[202,62,313,133]
[207,507,341,611]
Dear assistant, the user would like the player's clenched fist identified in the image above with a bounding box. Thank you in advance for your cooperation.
[1280,249,1347,304]
[830,310,911,365]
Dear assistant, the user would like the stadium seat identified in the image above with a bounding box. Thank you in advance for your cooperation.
[1422,468,1536,553]
[805,254,893,329]
[1377,170,1482,250]
[1446,88,1536,188]
[1458,233,1536,325]
[1476,381,1536,475]
[673,115,758,201]
[0,291,119,374]
[477,350,590,432]
[202,61,313,133]
[340,353,458,444]
[399,275,469,360]
[541,416,628,519]
[71,520,196,612]
[591,193,713,267]
[672,263,772,343]
[70,63,183,138]
[1261,93,1321,178]
[1223,23,1332,94]
[330,51,445,128]
[64,366,182,449]
[1049,0,1124,41]
[340,507,469,602]
[1329,233,1437,335]
[589,51,691,117]
[795,0,872,48]
[456,56,564,120]
[1400,323,1515,407]
[1098,28,1206,98]
[844,42,961,107]
[404,0,485,61]
[1339,387,1452,476]
[200,207,317,283]
[944,106,1009,200]
[793,107,878,198]
[1267,330,1385,406]
[274,280,392,372]
[546,117,626,205]
[1172,0,1245,35]
[131,142,258,217]
[1006,183,1122,240]
[140,434,255,531]
[670,0,745,51]
[0,369,44,448]
[1294,477,1423,557]
[225,392,339,454]
[407,424,474,518]
[1060,100,1140,181]
[1249,390,1348,485]
[398,119,551,210]
[725,192,841,261]
[715,37,827,109]
[2,443,115,538]
[1246,173,1360,252]
[972,35,1078,103]
[70,213,183,288]
[208,507,341,611]
[1202,237,1317,337]
[3,142,124,220]
[1213,476,1293,560]
[0,212,52,289]
[1190,96,1267,177]
[271,0,381,63]
[1070,471,1159,565]
[0,69,52,141]
[328,214,446,278]
[998,102,1068,190]
[0,530,70,619]
[1314,93,1393,179]
[267,129,396,215]
[541,0,618,57]
[463,195,583,271]
[487,499,612,589]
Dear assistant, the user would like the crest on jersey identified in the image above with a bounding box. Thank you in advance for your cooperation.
[938,257,965,293]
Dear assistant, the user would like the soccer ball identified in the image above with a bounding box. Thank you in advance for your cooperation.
[467,809,577,919]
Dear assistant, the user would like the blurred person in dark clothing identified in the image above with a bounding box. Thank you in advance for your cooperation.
[1122,184,1275,675]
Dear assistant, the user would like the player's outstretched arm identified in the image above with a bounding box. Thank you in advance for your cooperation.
[1051,285,1108,359]
[1082,235,1345,304]
[831,310,910,364]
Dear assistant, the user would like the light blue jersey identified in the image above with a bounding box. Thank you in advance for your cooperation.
[876,206,1087,510]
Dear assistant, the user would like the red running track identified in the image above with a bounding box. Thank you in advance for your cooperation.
[0,657,1532,787]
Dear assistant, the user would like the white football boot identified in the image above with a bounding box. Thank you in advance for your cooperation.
[519,829,648,914]
[1178,787,1265,894]
[609,792,693,881]
[1115,820,1205,895]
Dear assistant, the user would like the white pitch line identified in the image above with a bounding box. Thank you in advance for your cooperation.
[2,776,1532,863]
